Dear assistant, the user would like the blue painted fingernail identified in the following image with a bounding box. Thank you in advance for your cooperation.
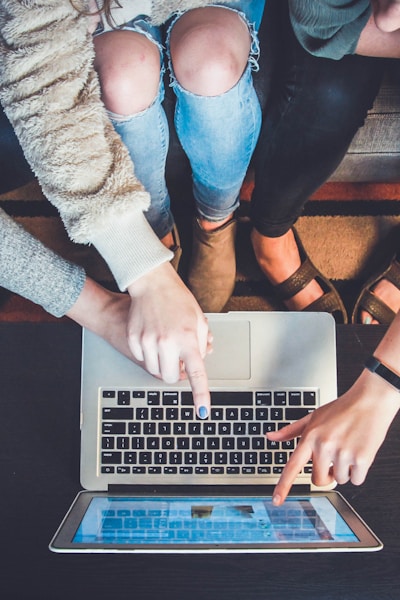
[198,406,208,420]
[363,316,372,325]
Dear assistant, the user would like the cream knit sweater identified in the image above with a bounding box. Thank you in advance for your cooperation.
[1,1,230,291]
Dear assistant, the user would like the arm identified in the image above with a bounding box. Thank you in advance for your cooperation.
[0,0,171,286]
[356,6,400,58]
[0,207,156,368]
[289,0,400,60]
[268,311,400,505]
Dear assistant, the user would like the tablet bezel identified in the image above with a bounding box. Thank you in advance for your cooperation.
[49,490,383,553]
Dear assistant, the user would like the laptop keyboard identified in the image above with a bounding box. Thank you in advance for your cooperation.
[99,389,316,479]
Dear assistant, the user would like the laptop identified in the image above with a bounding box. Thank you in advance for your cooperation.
[49,311,382,553]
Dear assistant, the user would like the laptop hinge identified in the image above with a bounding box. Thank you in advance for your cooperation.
[107,484,309,496]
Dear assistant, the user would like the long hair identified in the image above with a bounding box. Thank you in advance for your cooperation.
[70,1,119,24]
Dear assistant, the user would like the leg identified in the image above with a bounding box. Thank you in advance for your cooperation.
[93,24,176,251]
[170,6,261,229]
[168,5,264,310]
[251,4,385,315]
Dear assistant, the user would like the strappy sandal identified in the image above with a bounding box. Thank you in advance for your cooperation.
[272,228,348,324]
[352,246,400,325]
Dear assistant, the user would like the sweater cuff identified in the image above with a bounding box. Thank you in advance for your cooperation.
[90,209,173,291]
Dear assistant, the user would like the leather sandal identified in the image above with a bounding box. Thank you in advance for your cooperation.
[273,228,348,324]
[352,247,400,325]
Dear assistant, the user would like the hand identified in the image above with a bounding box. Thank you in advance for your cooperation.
[268,369,400,505]
[127,262,212,418]
[67,276,146,368]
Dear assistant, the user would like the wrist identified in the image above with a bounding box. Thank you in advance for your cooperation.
[359,364,400,410]
[67,277,114,331]
[365,355,400,393]
[127,262,178,298]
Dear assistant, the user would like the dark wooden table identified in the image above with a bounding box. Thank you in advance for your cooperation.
[1,322,398,600]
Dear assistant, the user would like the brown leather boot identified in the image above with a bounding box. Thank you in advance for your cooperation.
[169,223,182,272]
[188,217,237,312]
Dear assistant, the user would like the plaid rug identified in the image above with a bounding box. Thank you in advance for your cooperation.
[1,178,400,321]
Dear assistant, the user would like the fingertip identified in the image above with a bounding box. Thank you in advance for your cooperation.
[272,493,282,506]
[198,405,209,420]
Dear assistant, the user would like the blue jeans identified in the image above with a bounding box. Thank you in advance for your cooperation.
[107,2,265,239]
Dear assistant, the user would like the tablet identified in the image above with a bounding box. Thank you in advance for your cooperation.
[49,490,383,553]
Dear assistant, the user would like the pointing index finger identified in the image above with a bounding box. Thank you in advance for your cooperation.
[272,443,313,505]
[180,345,210,420]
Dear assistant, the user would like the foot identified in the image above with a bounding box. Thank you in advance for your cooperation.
[360,278,400,324]
[188,214,236,312]
[251,228,324,311]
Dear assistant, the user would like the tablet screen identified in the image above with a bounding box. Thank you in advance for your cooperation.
[49,491,382,552]
[73,495,357,545]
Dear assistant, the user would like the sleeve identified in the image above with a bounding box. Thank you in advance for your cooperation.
[0,209,86,318]
[0,0,172,291]
[289,0,372,60]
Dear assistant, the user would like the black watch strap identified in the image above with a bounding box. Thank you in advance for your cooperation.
[365,356,400,392]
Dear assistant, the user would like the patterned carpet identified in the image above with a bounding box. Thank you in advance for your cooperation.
[1,177,400,322]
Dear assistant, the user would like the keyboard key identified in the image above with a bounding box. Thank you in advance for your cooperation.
[255,391,272,405]
[147,391,160,404]
[136,408,149,420]
[102,422,126,435]
[102,437,114,450]
[285,408,313,421]
[274,391,287,406]
[103,407,133,420]
[102,451,122,464]
[303,391,317,405]
[163,391,179,405]
[118,391,131,405]
[289,391,302,405]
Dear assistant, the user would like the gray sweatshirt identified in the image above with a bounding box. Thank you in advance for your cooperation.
[0,208,85,317]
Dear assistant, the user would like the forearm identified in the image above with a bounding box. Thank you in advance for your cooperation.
[356,14,400,57]
[367,310,400,378]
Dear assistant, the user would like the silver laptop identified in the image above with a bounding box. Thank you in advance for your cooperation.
[49,311,382,552]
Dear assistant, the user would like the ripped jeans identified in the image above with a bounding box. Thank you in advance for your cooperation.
[103,2,265,239]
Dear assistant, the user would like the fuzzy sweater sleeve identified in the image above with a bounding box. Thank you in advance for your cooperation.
[0,0,172,291]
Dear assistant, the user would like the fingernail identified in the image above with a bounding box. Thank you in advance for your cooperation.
[363,316,372,325]
[272,494,281,506]
[198,405,208,420]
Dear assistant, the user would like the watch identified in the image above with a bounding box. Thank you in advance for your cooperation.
[364,355,400,392]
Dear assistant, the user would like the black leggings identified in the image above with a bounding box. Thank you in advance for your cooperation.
[251,2,385,237]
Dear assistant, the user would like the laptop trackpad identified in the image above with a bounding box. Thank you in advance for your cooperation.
[205,320,250,380]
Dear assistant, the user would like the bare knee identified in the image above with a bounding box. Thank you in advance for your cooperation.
[170,7,251,96]
[94,30,161,115]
